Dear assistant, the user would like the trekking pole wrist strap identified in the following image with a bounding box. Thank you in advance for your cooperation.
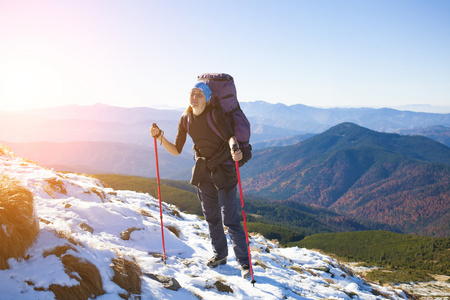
[157,130,164,144]
[154,130,162,139]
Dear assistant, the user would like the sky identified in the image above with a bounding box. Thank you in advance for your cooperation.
[0,0,449,111]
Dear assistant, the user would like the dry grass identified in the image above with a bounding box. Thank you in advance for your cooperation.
[44,177,67,197]
[255,259,270,270]
[21,157,39,165]
[139,208,156,219]
[79,222,94,234]
[89,187,106,202]
[206,278,234,294]
[0,145,38,165]
[55,231,80,247]
[40,244,104,299]
[166,225,181,238]
[0,175,39,270]
[304,269,318,276]
[43,244,77,258]
[0,145,12,156]
[337,261,355,278]
[49,255,105,300]
[112,257,142,299]
[166,207,182,219]
[289,265,304,274]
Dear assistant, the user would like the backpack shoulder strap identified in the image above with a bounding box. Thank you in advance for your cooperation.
[182,112,191,134]
[206,109,224,140]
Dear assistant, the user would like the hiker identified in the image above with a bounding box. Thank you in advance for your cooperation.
[150,81,251,278]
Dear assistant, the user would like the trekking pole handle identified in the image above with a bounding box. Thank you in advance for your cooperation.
[152,123,162,139]
[232,144,239,152]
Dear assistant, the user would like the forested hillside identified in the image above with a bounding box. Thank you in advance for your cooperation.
[292,231,450,282]
[242,123,450,237]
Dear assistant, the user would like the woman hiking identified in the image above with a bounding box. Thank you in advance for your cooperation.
[150,81,250,279]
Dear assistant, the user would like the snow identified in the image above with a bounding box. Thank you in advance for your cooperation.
[0,152,410,300]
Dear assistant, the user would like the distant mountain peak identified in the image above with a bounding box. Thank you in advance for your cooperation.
[325,122,369,134]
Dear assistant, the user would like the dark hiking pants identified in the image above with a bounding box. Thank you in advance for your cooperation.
[197,170,249,266]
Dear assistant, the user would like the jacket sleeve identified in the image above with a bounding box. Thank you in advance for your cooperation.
[174,115,187,154]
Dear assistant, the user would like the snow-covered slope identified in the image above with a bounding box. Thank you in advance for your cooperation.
[0,151,411,300]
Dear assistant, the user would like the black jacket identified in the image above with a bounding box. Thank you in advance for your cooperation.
[190,142,237,191]
[175,106,237,190]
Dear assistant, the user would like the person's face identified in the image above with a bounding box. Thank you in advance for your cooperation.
[190,88,206,109]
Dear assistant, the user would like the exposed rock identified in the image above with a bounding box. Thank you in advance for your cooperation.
[144,273,182,291]
[79,222,94,234]
[120,227,142,240]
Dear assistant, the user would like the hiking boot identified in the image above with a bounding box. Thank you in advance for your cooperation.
[206,256,227,268]
[241,264,251,279]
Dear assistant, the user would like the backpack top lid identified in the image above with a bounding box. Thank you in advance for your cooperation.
[197,73,238,112]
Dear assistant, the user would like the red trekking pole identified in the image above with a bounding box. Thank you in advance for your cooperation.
[152,123,167,264]
[233,145,256,285]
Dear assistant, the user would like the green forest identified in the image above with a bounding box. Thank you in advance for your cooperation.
[291,231,450,283]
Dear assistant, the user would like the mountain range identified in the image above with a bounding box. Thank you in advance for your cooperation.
[397,125,450,148]
[1,102,450,178]
[2,102,450,145]
[241,101,450,135]
[241,122,450,237]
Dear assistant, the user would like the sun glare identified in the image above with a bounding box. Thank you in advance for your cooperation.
[0,54,63,111]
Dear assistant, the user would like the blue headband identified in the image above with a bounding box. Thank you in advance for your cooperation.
[193,82,212,102]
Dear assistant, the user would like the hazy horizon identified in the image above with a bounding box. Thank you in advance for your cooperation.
[1,101,449,115]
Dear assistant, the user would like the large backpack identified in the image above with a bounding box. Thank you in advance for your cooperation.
[186,73,252,166]
[198,73,252,166]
